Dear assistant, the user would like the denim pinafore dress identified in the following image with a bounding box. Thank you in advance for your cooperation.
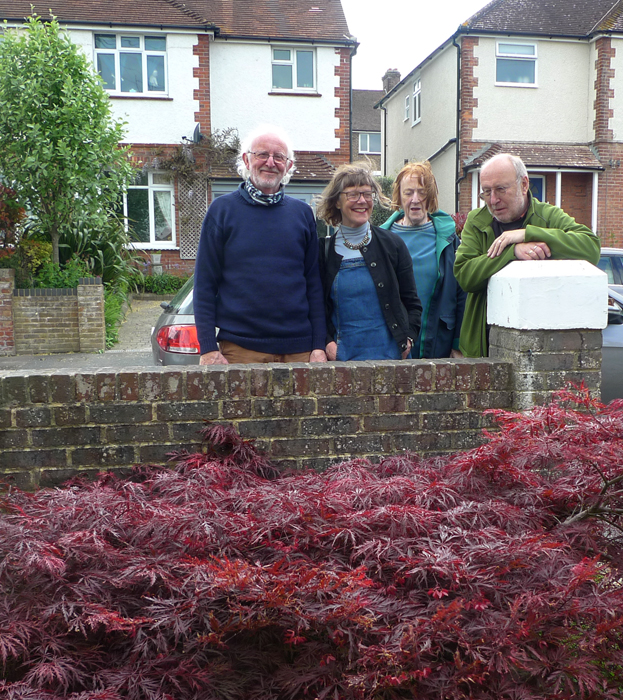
[330,257,401,361]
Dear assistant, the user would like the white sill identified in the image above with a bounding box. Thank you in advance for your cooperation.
[269,90,321,97]
[495,82,538,88]
[411,119,421,127]
[108,94,173,100]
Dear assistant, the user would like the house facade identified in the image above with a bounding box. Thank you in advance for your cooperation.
[351,89,384,172]
[1,0,356,273]
[377,0,623,246]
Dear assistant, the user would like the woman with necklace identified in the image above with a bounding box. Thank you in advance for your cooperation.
[316,163,422,361]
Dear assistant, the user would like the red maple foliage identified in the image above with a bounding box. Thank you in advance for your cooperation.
[1,388,623,699]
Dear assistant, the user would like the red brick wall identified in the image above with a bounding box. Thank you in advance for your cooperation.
[193,34,211,137]
[0,269,15,356]
[458,36,479,213]
[333,47,353,166]
[560,173,593,229]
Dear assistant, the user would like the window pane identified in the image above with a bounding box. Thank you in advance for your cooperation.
[154,191,173,241]
[152,173,172,185]
[296,50,313,88]
[120,52,143,92]
[121,36,140,48]
[597,257,615,284]
[496,58,535,83]
[145,36,166,51]
[127,189,150,242]
[97,54,116,90]
[359,133,368,151]
[369,133,381,152]
[133,172,148,186]
[499,43,535,56]
[147,55,165,91]
[273,49,290,61]
[95,34,116,49]
[272,64,292,89]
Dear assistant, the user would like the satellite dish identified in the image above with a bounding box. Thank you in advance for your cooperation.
[193,124,204,144]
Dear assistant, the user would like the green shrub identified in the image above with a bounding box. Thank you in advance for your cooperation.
[31,255,90,289]
[104,284,125,348]
[138,273,189,295]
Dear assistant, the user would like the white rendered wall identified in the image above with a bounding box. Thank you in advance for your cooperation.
[473,37,591,143]
[488,260,608,330]
[383,45,457,178]
[72,29,199,145]
[431,146,457,214]
[210,40,340,152]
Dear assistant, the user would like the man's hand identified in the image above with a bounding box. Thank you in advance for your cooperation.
[514,241,551,260]
[310,349,327,363]
[401,338,412,360]
[487,229,526,258]
[200,351,228,365]
[325,341,337,361]
[450,348,463,359]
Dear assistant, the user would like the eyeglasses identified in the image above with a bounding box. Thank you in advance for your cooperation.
[248,151,290,165]
[341,190,377,202]
[479,185,514,200]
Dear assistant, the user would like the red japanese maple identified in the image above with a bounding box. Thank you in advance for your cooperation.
[1,387,623,699]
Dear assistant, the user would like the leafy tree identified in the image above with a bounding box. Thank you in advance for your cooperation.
[0,14,136,265]
[1,387,623,698]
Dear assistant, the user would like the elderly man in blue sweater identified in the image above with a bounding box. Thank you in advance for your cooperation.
[194,125,327,365]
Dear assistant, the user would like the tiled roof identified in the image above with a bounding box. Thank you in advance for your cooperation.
[0,0,352,41]
[208,152,336,182]
[0,0,209,29]
[462,0,620,37]
[352,90,384,132]
[464,142,604,170]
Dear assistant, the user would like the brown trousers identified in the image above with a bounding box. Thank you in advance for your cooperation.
[220,340,311,364]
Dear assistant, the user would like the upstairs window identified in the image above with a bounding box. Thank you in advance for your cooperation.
[124,172,175,248]
[496,42,537,86]
[404,95,410,121]
[95,34,167,94]
[359,132,381,154]
[412,78,421,125]
[271,47,315,91]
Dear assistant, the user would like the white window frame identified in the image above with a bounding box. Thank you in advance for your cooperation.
[94,33,168,95]
[270,46,316,92]
[495,41,537,87]
[411,78,421,125]
[359,132,381,154]
[404,95,410,121]
[124,171,176,249]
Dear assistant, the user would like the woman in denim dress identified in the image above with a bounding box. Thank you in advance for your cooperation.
[316,163,422,361]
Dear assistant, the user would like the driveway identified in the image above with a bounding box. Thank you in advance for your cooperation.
[0,296,168,372]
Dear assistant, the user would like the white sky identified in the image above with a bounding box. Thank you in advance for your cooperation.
[340,0,490,90]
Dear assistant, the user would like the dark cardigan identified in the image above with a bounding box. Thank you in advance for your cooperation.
[319,225,422,353]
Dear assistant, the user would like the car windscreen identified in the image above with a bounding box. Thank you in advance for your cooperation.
[167,275,194,314]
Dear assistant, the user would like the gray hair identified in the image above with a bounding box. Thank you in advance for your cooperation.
[236,124,296,185]
[483,153,528,181]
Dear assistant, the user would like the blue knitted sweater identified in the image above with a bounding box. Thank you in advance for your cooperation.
[194,184,326,355]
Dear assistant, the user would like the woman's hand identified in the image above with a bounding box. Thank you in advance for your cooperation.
[325,342,337,361]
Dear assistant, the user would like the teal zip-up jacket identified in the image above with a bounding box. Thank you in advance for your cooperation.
[454,196,601,357]
[381,209,466,358]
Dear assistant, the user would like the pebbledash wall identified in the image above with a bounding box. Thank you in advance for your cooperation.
[0,269,105,356]
[0,360,514,490]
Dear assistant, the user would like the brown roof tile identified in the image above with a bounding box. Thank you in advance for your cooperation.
[0,0,352,41]
[352,89,383,132]
[208,151,336,181]
[463,0,620,38]
[464,142,604,170]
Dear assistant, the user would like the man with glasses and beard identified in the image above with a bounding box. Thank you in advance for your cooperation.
[194,124,327,365]
[454,153,600,357]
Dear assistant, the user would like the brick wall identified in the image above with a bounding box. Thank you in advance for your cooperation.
[0,359,512,490]
[0,271,105,356]
[334,47,353,165]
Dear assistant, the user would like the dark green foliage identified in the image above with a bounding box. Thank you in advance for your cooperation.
[1,388,623,698]
[30,255,90,289]
[371,175,395,227]
[137,273,190,295]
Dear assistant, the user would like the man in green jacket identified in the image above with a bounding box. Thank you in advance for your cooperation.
[454,153,601,357]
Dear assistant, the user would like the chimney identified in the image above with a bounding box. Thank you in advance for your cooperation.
[382,69,401,94]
